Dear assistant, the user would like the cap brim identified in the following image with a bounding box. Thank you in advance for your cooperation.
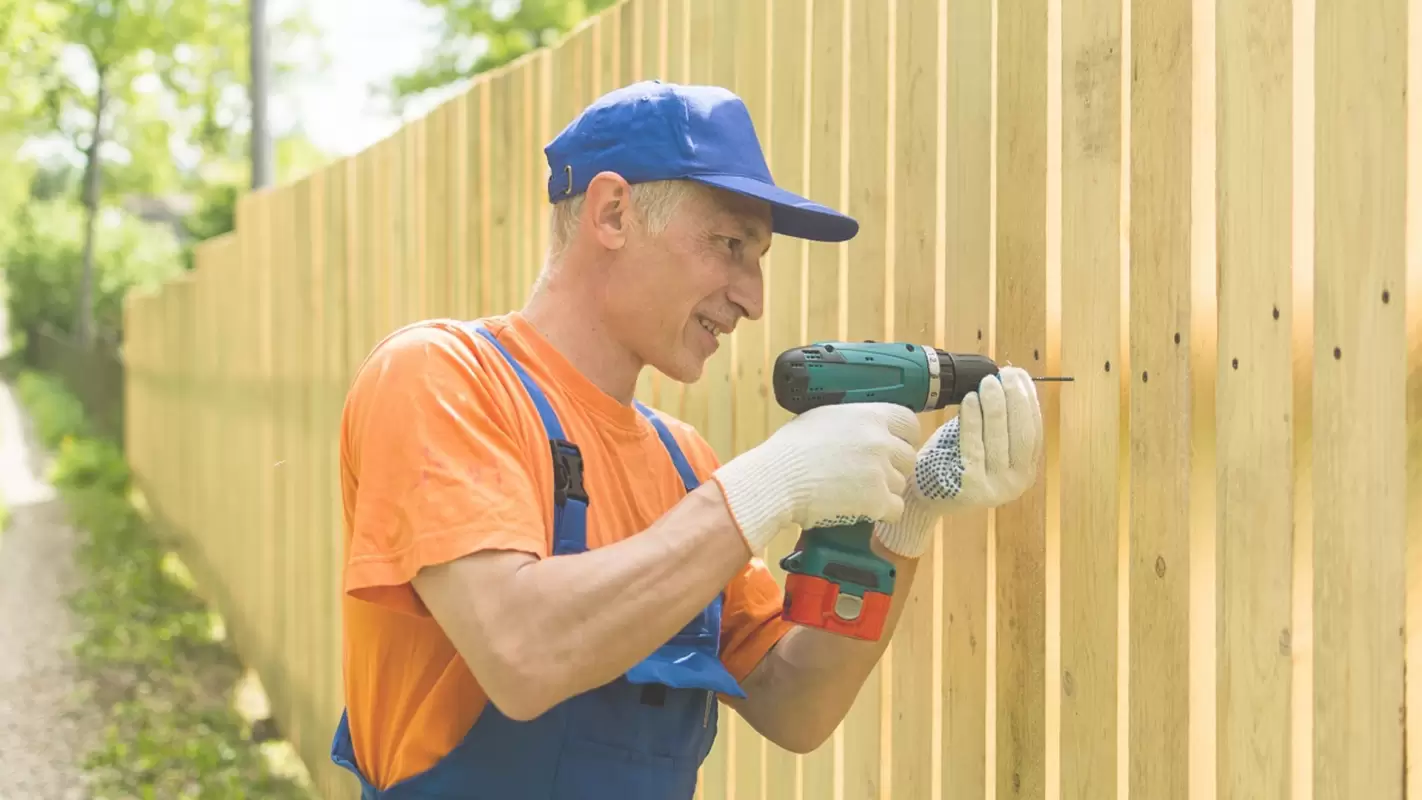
[689,173,859,243]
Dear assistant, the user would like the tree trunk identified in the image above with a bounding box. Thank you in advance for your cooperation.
[76,67,107,348]
[250,0,273,188]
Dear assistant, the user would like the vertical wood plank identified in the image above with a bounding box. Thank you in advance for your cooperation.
[619,0,640,82]
[447,94,470,320]
[1408,0,1422,793]
[1215,0,1293,796]
[727,1,772,796]
[940,0,995,794]
[470,81,489,317]
[1127,0,1193,796]
[297,172,320,765]
[426,105,451,319]
[641,0,664,82]
[795,1,845,797]
[888,0,942,797]
[996,0,1051,793]
[1058,0,1123,795]
[410,118,429,321]
[839,1,891,797]
[1312,0,1408,797]
[513,59,532,306]
[1057,0,1120,795]
[763,2,809,797]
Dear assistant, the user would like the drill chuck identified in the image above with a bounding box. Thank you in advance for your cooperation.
[772,341,1000,415]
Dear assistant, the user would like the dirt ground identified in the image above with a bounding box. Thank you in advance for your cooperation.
[0,377,100,798]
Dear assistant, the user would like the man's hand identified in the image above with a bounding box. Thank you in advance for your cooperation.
[729,368,1043,752]
[875,365,1043,558]
[712,402,922,555]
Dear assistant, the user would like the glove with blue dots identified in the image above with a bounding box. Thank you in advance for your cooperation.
[874,366,1044,558]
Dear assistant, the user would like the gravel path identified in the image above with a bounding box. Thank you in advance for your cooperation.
[0,376,100,799]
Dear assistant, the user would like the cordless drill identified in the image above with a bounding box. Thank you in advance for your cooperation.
[771,340,1066,641]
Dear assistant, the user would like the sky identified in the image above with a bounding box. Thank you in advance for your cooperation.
[17,0,482,180]
[271,0,467,158]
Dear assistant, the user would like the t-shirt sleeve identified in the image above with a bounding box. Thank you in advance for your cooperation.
[719,558,796,683]
[660,418,795,683]
[340,323,547,616]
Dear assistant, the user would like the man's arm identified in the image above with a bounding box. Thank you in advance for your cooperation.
[723,538,921,754]
[412,480,751,722]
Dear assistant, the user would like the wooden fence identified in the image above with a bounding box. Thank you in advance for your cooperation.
[120,0,1422,797]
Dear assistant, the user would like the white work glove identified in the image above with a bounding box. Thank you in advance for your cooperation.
[711,403,922,554]
[874,366,1044,558]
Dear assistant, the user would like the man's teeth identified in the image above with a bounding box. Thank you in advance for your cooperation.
[700,318,717,335]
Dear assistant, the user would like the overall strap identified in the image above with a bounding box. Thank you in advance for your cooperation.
[634,401,700,493]
[467,323,590,555]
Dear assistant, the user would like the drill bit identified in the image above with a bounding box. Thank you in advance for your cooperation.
[1032,376,1073,382]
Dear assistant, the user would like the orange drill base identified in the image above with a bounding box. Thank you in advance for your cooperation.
[782,573,892,641]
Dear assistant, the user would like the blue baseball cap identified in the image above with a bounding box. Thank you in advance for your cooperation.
[544,80,858,243]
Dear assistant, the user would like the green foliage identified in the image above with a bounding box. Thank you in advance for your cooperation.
[16,369,91,447]
[3,198,185,343]
[13,369,314,799]
[0,0,68,134]
[386,0,619,104]
[44,0,255,191]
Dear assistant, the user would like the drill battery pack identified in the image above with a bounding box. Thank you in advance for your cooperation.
[778,522,897,642]
[782,572,893,641]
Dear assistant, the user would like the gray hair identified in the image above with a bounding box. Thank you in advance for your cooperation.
[546,178,702,262]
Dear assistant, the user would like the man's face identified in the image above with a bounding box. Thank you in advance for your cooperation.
[606,184,771,383]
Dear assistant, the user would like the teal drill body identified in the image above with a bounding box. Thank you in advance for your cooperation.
[771,341,1000,640]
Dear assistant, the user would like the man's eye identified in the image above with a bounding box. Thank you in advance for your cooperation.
[723,236,743,253]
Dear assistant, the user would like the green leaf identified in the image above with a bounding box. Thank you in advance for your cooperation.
[386,0,621,104]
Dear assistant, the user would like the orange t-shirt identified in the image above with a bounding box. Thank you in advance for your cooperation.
[337,311,794,788]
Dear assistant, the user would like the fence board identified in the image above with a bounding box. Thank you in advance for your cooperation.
[886,0,942,796]
[1312,0,1408,797]
[835,2,892,797]
[996,0,1051,794]
[1214,0,1293,796]
[1058,0,1123,796]
[1127,0,1193,795]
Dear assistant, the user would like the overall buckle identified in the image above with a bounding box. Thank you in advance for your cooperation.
[550,440,587,507]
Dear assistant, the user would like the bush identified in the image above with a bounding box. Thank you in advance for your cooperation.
[16,369,90,447]
[13,369,313,799]
[2,199,186,346]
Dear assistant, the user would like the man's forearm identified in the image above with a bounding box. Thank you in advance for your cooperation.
[414,480,752,720]
[729,537,922,753]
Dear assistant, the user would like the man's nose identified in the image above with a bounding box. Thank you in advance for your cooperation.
[728,260,765,321]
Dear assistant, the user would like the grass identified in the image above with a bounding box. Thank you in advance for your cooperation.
[12,369,315,800]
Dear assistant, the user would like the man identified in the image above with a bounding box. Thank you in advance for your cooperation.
[330,80,1043,798]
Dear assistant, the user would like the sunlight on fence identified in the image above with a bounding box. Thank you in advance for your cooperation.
[122,0,1422,797]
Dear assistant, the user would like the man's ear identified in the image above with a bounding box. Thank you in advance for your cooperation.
[584,171,633,250]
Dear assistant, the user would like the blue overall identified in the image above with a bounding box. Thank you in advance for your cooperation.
[330,322,746,799]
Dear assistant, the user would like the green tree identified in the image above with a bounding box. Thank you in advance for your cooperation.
[36,0,319,346]
[5,199,185,348]
[0,0,68,133]
[385,0,619,106]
